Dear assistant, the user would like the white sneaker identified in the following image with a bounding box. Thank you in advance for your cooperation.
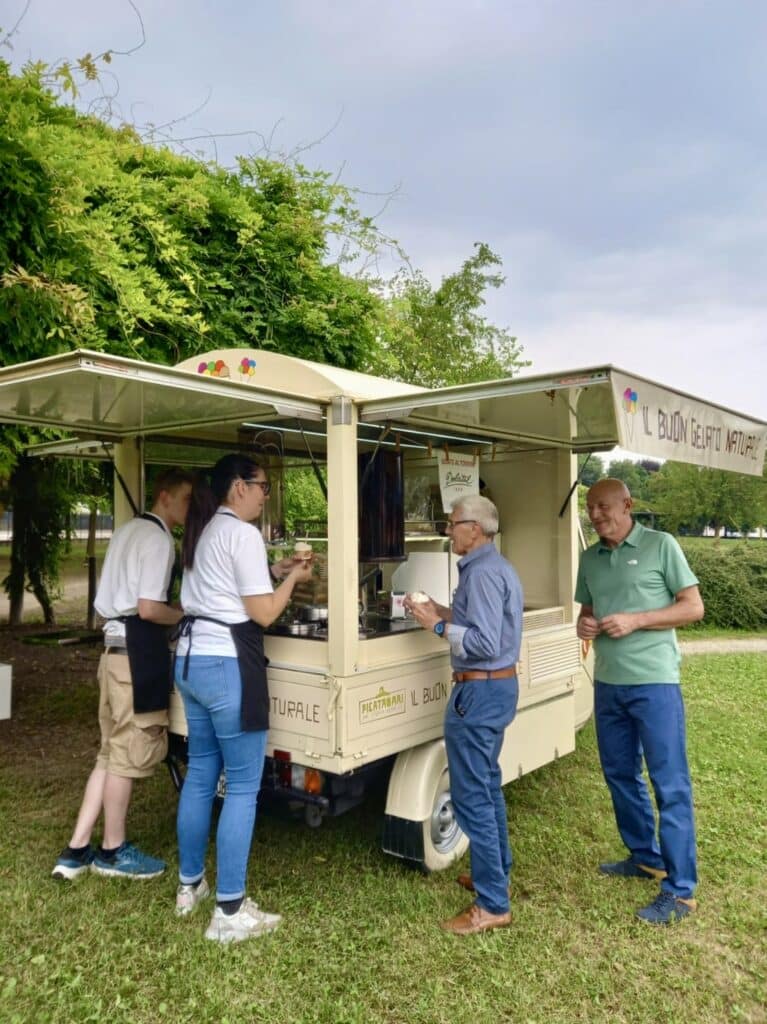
[175,876,210,917]
[204,897,282,943]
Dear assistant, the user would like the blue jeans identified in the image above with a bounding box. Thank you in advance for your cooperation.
[444,676,519,915]
[595,681,697,899]
[175,655,267,902]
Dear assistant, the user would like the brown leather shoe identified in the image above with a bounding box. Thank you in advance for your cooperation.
[440,903,511,935]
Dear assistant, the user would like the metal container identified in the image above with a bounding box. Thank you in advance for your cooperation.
[283,621,318,637]
[297,604,328,623]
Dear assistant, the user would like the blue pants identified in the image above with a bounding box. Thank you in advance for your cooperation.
[444,676,519,915]
[175,655,267,902]
[595,681,697,899]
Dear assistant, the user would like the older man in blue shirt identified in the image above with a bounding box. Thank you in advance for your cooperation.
[407,494,523,935]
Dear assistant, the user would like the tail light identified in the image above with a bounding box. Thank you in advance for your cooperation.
[274,750,324,794]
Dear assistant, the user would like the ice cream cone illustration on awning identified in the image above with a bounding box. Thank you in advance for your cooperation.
[622,386,638,444]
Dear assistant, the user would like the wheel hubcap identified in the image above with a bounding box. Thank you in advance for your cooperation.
[430,788,461,853]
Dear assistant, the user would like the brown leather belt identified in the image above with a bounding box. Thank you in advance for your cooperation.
[453,666,517,682]
[105,646,128,655]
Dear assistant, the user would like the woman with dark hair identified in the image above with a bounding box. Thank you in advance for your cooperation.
[174,454,312,942]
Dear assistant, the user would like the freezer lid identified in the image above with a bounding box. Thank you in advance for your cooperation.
[358,365,767,476]
[0,349,324,438]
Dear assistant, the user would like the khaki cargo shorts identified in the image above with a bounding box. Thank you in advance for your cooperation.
[96,651,169,779]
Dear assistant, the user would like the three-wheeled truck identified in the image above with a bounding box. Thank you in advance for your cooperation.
[0,348,764,870]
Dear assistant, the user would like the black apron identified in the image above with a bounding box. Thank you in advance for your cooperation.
[175,615,269,732]
[110,513,175,715]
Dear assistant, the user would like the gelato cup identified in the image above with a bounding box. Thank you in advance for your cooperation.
[294,541,313,561]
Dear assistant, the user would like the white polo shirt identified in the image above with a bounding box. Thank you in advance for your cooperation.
[95,514,175,645]
[177,509,273,658]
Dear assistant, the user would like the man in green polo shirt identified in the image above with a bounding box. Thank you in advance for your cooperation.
[575,478,704,925]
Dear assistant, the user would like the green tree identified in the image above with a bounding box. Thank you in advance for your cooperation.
[578,453,604,487]
[606,459,651,502]
[0,56,388,614]
[370,243,527,388]
[649,462,767,536]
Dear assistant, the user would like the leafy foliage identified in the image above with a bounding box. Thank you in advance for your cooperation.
[0,59,387,369]
[1,455,80,623]
[0,56,528,608]
[577,453,604,487]
[680,539,767,630]
[649,462,767,535]
[370,243,527,387]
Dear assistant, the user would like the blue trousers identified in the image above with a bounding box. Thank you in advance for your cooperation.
[175,655,267,902]
[444,676,519,915]
[595,681,697,899]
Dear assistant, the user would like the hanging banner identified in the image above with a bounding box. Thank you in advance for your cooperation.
[611,371,767,476]
[438,451,479,512]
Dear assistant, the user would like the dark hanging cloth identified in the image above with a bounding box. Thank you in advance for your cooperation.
[118,513,174,714]
[174,615,269,732]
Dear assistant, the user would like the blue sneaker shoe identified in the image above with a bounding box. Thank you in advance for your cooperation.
[599,857,667,880]
[52,845,94,881]
[91,841,165,879]
[636,890,697,924]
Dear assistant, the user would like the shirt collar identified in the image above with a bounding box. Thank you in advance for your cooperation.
[457,540,495,569]
[597,519,643,553]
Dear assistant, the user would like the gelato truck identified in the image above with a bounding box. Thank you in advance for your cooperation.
[0,348,764,870]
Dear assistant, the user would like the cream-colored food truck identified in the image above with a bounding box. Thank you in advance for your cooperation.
[1,348,764,871]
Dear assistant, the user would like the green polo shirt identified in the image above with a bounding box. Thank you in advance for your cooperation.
[574,521,698,685]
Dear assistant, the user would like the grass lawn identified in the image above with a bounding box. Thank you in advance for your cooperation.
[0,647,764,1024]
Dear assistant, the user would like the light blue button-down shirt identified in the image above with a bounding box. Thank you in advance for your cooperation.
[447,542,523,671]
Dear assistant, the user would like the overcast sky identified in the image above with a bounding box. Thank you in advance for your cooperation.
[5,0,767,427]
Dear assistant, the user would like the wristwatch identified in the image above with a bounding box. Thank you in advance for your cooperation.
[433,620,447,637]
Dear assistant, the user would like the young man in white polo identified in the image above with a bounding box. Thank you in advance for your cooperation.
[52,468,193,881]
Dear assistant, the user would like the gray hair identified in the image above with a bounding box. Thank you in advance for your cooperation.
[450,494,499,536]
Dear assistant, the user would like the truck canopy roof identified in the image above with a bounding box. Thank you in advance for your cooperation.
[0,348,764,475]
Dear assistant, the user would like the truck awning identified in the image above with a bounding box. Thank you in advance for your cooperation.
[0,349,324,439]
[358,366,767,476]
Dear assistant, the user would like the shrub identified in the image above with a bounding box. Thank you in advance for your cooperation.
[680,539,767,630]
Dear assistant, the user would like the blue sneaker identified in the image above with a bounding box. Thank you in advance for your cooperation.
[91,841,165,879]
[52,845,95,881]
[599,857,667,880]
[636,890,697,924]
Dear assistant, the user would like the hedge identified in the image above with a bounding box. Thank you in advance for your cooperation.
[679,539,767,631]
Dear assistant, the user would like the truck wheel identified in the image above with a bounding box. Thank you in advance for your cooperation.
[165,737,225,803]
[421,767,468,871]
[167,751,187,793]
[382,742,469,872]
[304,804,324,829]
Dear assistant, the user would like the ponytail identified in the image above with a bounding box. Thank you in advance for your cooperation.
[181,454,263,569]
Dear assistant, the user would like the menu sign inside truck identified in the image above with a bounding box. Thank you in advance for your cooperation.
[437,451,479,512]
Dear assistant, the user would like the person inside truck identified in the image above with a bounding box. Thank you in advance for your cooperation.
[575,477,704,925]
[405,494,523,935]
[52,467,195,882]
[172,454,312,943]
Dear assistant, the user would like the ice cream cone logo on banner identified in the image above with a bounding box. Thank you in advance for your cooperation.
[622,386,638,444]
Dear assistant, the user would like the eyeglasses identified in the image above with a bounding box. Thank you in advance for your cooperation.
[445,519,476,530]
[245,479,271,496]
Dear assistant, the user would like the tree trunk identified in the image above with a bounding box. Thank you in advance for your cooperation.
[29,569,56,625]
[7,515,25,626]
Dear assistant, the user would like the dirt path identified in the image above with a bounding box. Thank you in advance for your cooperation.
[680,637,767,654]
[0,579,91,622]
